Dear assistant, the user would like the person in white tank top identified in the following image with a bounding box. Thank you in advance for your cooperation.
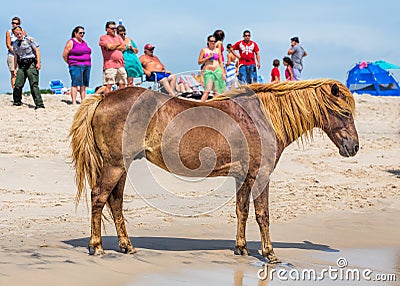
[5,17,26,89]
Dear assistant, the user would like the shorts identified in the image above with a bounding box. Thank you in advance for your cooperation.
[7,55,15,72]
[146,71,171,81]
[103,67,127,85]
[238,64,257,84]
[69,65,91,87]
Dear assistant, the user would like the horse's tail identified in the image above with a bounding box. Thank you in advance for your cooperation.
[69,95,104,208]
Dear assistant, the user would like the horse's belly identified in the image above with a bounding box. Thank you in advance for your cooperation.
[145,144,244,178]
[143,116,252,179]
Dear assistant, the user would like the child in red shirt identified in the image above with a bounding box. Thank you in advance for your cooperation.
[270,59,280,83]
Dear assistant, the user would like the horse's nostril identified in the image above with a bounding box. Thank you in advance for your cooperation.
[354,144,359,152]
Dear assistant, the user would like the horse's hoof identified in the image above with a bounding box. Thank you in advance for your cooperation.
[266,255,280,264]
[121,246,137,254]
[94,248,105,255]
[88,245,105,256]
[234,246,249,256]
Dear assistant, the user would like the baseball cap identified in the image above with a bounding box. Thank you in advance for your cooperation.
[290,37,299,43]
[144,43,155,50]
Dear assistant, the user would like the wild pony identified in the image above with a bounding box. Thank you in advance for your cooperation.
[70,79,359,263]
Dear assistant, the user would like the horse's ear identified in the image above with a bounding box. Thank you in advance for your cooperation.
[331,84,339,96]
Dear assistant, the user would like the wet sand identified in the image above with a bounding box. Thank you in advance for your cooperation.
[0,92,399,285]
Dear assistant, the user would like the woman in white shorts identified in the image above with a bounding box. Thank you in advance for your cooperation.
[5,17,26,90]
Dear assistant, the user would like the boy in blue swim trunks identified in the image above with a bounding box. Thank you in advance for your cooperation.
[139,43,177,96]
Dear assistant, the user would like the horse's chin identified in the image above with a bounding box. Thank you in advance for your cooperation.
[339,143,358,157]
[339,146,350,157]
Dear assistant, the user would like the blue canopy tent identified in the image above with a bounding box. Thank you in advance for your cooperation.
[346,61,400,96]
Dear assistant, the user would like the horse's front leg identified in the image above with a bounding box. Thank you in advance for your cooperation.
[234,178,251,255]
[107,172,136,254]
[253,183,280,263]
[89,165,123,255]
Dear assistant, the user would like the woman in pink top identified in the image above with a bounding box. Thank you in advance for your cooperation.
[283,56,294,81]
[62,26,92,105]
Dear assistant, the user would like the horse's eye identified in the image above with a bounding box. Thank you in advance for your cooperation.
[343,111,350,117]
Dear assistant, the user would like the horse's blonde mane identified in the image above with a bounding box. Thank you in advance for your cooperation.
[215,79,355,144]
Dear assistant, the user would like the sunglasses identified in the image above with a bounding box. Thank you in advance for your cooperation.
[244,34,251,37]
[208,40,216,43]
[78,32,85,35]
[118,32,126,35]
[12,22,20,25]
[108,27,117,30]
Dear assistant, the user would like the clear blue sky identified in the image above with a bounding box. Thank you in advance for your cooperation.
[1,0,399,93]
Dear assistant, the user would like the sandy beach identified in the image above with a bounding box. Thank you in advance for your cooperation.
[0,92,399,285]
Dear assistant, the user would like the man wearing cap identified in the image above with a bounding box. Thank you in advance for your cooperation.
[99,21,127,93]
[139,44,177,96]
[288,36,307,80]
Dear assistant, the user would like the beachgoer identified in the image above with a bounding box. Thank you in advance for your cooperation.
[5,17,26,90]
[139,43,177,97]
[225,43,239,90]
[270,59,280,83]
[213,29,225,64]
[287,36,307,80]
[232,30,260,84]
[62,26,92,105]
[176,76,193,96]
[117,25,143,87]
[283,56,294,81]
[197,35,226,102]
[12,26,44,109]
[99,21,127,93]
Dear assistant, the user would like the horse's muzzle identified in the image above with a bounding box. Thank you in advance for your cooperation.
[339,139,359,157]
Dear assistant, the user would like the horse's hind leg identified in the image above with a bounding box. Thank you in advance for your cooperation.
[90,164,124,255]
[253,183,279,263]
[235,178,251,255]
[107,171,136,254]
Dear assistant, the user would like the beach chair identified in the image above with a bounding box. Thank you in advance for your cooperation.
[176,72,205,100]
[139,70,211,101]
[49,80,65,94]
[139,72,163,92]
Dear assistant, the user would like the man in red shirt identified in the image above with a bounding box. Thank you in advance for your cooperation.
[99,21,127,93]
[232,30,261,84]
